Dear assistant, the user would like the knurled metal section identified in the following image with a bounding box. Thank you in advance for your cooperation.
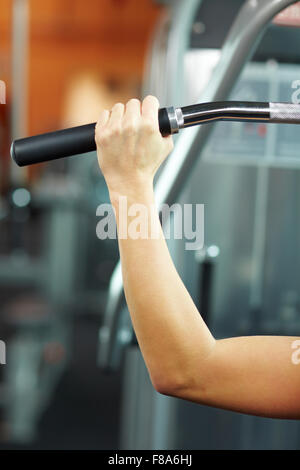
[270,102,300,123]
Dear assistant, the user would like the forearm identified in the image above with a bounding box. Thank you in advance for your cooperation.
[109,183,215,393]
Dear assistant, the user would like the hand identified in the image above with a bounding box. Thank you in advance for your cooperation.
[95,95,174,195]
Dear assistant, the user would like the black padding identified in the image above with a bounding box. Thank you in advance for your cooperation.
[158,108,171,137]
[11,123,97,167]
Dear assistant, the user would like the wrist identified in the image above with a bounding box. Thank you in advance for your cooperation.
[107,178,154,207]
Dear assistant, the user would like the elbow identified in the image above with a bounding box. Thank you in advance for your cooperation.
[149,343,217,399]
[152,380,183,398]
[151,373,192,398]
[150,358,215,401]
[152,374,211,404]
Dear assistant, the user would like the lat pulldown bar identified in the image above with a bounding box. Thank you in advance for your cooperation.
[10,101,300,167]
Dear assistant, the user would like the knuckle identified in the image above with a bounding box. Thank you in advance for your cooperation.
[99,126,116,142]
[141,119,156,134]
[113,126,122,136]
[105,126,121,138]
[98,130,110,145]
[123,120,137,135]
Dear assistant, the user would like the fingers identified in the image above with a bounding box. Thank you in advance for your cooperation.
[96,96,160,140]
[123,99,141,132]
[108,102,125,129]
[124,98,141,119]
[142,95,160,130]
[96,109,110,129]
[95,109,110,146]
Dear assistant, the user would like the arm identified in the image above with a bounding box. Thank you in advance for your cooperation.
[95,95,300,420]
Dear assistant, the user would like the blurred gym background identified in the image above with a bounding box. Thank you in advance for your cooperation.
[0,0,300,450]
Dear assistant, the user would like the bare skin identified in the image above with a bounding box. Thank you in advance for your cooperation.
[95,95,300,420]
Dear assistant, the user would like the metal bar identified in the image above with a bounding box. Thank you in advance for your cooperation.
[14,100,300,167]
[142,7,171,104]
[163,0,202,106]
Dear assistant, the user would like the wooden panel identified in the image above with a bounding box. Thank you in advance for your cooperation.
[28,0,162,135]
[29,0,160,42]
[0,0,163,181]
[0,0,162,133]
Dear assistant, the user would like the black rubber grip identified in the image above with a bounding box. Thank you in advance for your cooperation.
[158,108,172,137]
[11,123,97,167]
[11,107,171,167]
